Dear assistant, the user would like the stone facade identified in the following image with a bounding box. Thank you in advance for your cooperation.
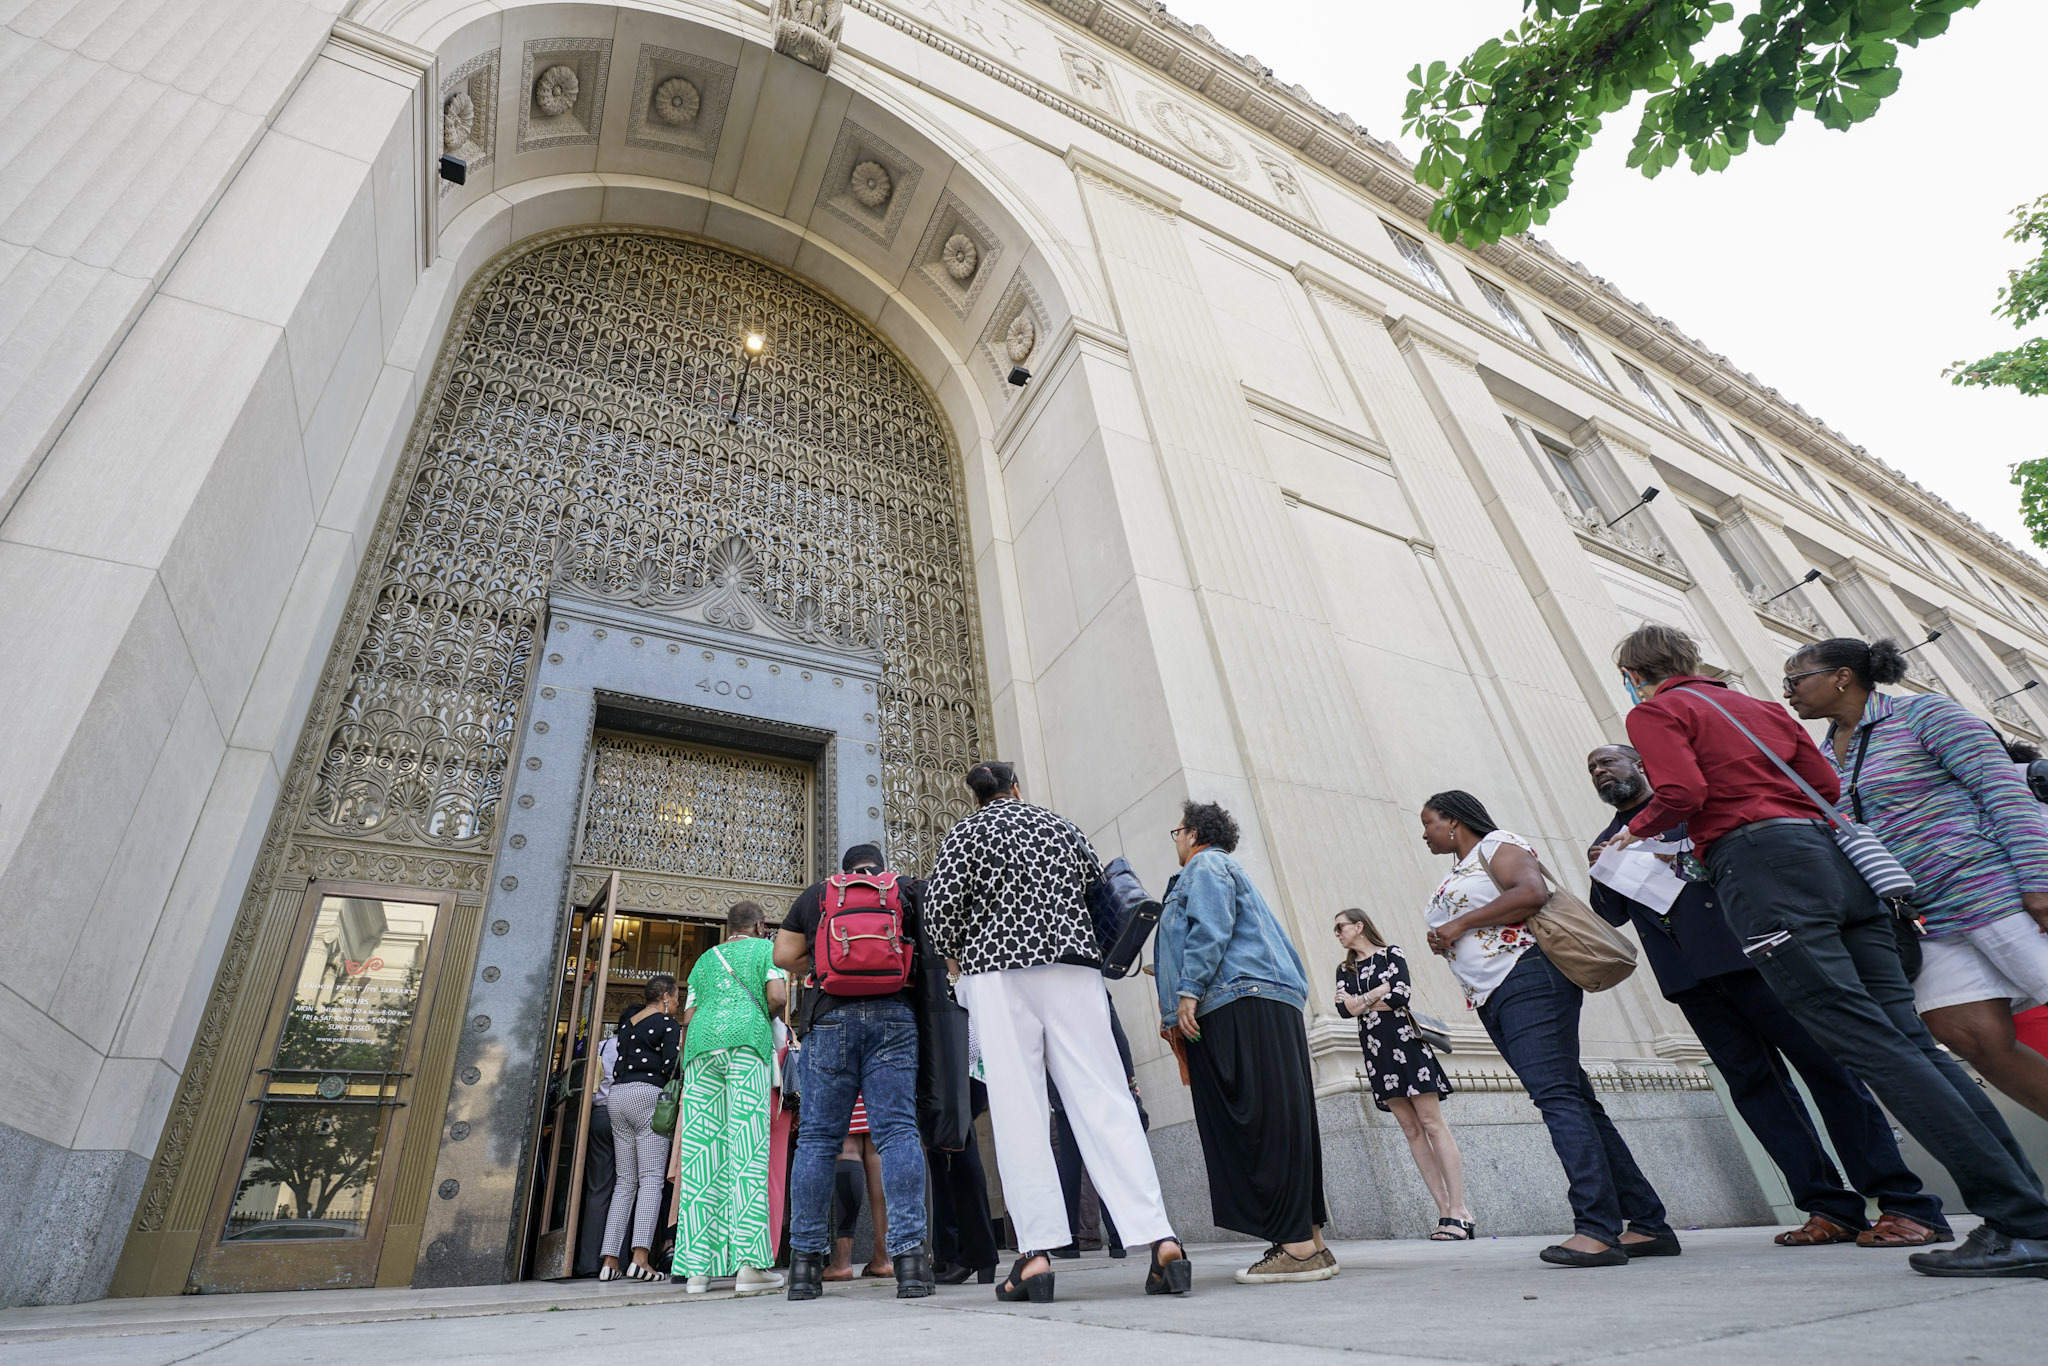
[4,0,2047,1305]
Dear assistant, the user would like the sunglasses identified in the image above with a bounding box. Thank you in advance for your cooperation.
[1781,667,1832,692]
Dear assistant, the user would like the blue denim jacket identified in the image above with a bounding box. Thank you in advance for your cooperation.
[1153,847,1308,1027]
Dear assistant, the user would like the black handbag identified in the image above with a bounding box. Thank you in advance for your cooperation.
[917,995,973,1151]
[1086,857,1162,980]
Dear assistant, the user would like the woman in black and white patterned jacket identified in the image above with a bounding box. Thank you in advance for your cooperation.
[925,761,1191,1304]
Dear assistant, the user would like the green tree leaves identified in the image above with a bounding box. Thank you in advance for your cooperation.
[1950,195,2048,545]
[1404,1,1980,247]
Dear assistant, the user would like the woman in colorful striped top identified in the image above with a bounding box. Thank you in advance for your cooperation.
[1784,636,2048,1123]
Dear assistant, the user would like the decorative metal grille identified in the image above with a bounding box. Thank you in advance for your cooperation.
[580,735,810,885]
[305,231,985,872]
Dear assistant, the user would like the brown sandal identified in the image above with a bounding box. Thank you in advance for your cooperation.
[1774,1214,1859,1246]
[1855,1213,1952,1248]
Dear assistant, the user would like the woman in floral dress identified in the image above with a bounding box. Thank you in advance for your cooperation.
[1333,910,1470,1239]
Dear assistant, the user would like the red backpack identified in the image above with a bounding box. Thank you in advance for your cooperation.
[813,871,914,996]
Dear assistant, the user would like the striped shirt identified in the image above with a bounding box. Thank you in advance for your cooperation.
[1825,691,2048,936]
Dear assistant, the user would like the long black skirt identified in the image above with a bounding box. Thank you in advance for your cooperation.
[1184,995,1328,1243]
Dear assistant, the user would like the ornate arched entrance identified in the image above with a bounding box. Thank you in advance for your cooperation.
[120,230,991,1295]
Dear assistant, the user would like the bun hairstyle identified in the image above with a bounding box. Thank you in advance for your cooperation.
[1791,636,1908,690]
[965,760,1017,806]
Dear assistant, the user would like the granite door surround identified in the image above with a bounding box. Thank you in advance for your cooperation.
[410,551,885,1286]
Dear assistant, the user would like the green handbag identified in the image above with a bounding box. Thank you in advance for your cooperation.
[650,1073,681,1137]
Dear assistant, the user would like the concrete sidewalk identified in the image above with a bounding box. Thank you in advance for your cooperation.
[0,1224,2040,1363]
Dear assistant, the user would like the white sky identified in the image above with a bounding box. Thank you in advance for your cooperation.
[1163,0,2048,562]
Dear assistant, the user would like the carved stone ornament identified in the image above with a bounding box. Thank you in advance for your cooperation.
[442,90,475,153]
[775,0,844,74]
[552,533,882,660]
[1005,312,1037,364]
[652,76,699,127]
[534,64,580,117]
[942,233,979,281]
[849,160,892,209]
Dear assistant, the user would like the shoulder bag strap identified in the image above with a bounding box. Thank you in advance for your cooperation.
[1674,686,1852,834]
[1845,724,1882,824]
[1474,840,1558,893]
[711,944,772,1022]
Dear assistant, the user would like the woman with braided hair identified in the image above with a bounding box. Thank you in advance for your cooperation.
[1420,791,1676,1268]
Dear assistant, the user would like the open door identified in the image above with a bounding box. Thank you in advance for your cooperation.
[532,872,619,1281]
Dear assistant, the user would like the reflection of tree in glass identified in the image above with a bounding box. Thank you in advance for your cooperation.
[231,963,423,1234]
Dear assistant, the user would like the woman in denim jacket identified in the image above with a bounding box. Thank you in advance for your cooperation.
[1155,800,1336,1284]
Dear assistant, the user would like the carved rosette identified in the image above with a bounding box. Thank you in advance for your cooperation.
[775,0,844,74]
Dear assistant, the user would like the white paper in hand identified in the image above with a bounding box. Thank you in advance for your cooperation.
[1590,845,1687,915]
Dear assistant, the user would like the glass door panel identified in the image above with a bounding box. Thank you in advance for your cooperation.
[195,885,452,1291]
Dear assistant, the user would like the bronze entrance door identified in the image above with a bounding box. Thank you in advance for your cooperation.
[526,730,813,1278]
[189,883,457,1292]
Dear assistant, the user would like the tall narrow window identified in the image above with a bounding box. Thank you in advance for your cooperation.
[1513,420,1599,513]
[1912,533,1962,584]
[1786,461,1836,514]
[1680,395,1735,456]
[1472,275,1537,344]
[1830,484,1881,538]
[1549,318,1617,389]
[1696,514,1758,592]
[1386,225,1455,300]
[2024,599,2048,636]
[1991,579,2029,621]
[1728,423,1794,490]
[1873,509,1928,565]
[1965,562,2000,603]
[1619,360,1676,422]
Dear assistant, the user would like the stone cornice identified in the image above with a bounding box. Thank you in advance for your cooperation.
[1292,263,1389,322]
[1571,416,1656,463]
[1064,144,1181,213]
[1387,315,1480,370]
[1014,0,2048,597]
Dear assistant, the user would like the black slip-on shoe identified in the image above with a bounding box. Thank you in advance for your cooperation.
[1909,1225,2048,1278]
[1540,1243,1629,1267]
[1621,1232,1683,1258]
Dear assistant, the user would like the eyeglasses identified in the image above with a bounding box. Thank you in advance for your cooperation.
[1781,668,1832,692]
[1168,826,1189,838]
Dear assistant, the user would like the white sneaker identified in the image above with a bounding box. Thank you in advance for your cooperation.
[684,1275,710,1294]
[734,1265,785,1297]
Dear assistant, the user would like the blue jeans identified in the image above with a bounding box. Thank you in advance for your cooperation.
[1477,949,1672,1246]
[790,998,927,1257]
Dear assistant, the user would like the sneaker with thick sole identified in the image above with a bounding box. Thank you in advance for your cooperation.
[1909,1225,2048,1278]
[735,1265,785,1297]
[1234,1246,1339,1284]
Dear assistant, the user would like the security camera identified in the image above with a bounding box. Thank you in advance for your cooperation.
[1007,366,1031,388]
[439,154,468,185]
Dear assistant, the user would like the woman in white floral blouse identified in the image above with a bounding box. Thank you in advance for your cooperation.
[1334,909,1471,1239]
[1419,790,1677,1269]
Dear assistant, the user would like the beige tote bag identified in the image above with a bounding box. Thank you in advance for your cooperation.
[1476,844,1638,993]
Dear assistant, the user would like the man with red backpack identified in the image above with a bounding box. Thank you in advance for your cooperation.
[774,843,934,1299]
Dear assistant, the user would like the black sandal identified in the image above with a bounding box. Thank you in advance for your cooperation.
[1145,1238,1193,1296]
[995,1251,1055,1303]
[1430,1218,1476,1241]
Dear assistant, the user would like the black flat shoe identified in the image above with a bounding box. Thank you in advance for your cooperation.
[995,1252,1055,1303]
[1540,1243,1629,1268]
[894,1249,935,1298]
[1049,1243,1081,1259]
[786,1250,825,1300]
[1145,1238,1193,1295]
[1622,1232,1682,1258]
[1107,1245,1128,1260]
[1909,1225,2048,1278]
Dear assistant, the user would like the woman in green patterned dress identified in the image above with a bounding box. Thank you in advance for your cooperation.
[673,900,788,1295]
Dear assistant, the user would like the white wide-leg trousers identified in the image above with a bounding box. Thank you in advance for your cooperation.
[957,962,1174,1253]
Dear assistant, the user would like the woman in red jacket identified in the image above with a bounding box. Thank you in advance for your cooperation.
[1605,623,2048,1279]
